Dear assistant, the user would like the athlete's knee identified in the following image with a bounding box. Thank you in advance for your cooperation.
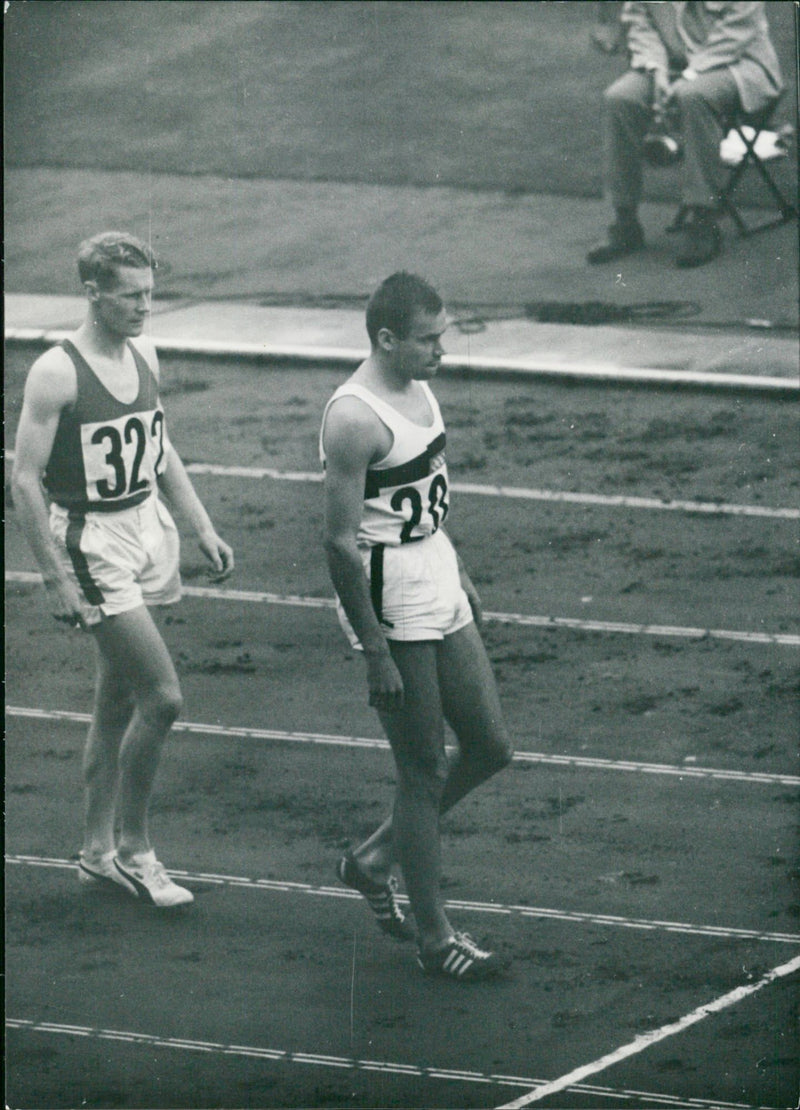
[488,731,514,772]
[140,681,183,729]
[467,727,514,777]
[485,740,514,776]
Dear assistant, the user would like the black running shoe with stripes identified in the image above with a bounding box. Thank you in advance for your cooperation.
[417,932,505,981]
[336,851,415,941]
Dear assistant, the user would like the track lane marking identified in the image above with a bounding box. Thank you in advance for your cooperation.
[182,462,800,520]
[495,954,800,1108]
[6,855,799,945]
[7,571,799,646]
[7,705,800,786]
[4,1017,758,1108]
[4,451,797,518]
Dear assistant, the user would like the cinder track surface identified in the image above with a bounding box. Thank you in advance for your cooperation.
[5,350,799,1109]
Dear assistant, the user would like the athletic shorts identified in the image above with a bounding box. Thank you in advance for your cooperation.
[336,528,474,649]
[49,494,181,625]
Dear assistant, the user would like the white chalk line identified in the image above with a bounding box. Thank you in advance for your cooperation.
[7,852,800,947]
[7,571,799,646]
[184,461,799,520]
[495,953,800,1108]
[4,451,797,518]
[7,705,800,788]
[3,1017,758,1109]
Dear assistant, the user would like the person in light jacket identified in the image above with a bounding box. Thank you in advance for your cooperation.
[587,1,783,268]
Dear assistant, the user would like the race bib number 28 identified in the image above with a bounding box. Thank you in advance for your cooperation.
[391,472,449,543]
[80,409,166,502]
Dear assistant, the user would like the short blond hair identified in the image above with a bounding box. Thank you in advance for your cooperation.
[77,231,156,289]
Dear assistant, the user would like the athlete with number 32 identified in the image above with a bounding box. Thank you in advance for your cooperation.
[321,272,514,980]
[11,231,234,908]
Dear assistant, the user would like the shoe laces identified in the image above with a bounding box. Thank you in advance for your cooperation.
[137,858,171,888]
[454,932,491,959]
[384,876,406,918]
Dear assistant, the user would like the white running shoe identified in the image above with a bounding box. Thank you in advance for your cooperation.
[78,849,137,895]
[113,851,194,908]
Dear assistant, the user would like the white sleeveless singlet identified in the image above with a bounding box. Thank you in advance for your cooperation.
[320,380,450,548]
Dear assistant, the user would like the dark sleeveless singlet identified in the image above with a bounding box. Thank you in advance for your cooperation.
[44,339,167,513]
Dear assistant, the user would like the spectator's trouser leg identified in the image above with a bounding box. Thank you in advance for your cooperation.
[603,69,652,214]
[672,71,741,209]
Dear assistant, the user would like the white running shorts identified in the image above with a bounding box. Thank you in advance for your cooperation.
[49,494,181,625]
[336,528,474,649]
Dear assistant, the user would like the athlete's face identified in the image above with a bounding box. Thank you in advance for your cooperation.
[90,266,154,338]
[393,309,447,380]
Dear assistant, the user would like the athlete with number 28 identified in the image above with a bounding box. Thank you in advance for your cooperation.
[321,272,513,980]
[11,231,234,908]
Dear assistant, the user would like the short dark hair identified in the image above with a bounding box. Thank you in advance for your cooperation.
[365,272,443,345]
[77,231,156,289]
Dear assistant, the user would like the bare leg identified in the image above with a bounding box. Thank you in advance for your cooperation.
[349,813,394,881]
[351,623,512,894]
[437,621,514,811]
[377,640,454,951]
[81,641,135,858]
[89,606,182,861]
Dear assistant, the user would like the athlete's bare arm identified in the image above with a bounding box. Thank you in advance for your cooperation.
[322,396,404,710]
[157,448,234,581]
[11,348,90,627]
[134,340,234,582]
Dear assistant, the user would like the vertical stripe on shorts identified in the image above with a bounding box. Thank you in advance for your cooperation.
[65,512,105,606]
[369,544,393,628]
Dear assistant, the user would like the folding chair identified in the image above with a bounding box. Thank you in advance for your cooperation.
[715,100,797,236]
[666,99,797,238]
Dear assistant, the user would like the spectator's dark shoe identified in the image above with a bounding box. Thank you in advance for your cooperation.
[675,210,722,268]
[586,220,645,264]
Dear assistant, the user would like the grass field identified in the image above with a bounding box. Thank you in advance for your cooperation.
[4,1,797,199]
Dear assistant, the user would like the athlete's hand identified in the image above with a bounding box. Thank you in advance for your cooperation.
[365,650,404,712]
[45,577,90,631]
[200,532,234,582]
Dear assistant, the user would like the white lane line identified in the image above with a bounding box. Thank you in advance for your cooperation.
[480,610,800,647]
[184,462,799,520]
[4,451,797,518]
[7,856,800,946]
[3,1018,755,1109]
[7,705,800,787]
[495,954,800,1108]
[7,571,799,646]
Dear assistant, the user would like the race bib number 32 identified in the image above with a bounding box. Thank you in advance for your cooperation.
[80,409,167,502]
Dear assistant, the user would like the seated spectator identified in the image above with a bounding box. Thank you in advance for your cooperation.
[587,1,783,268]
